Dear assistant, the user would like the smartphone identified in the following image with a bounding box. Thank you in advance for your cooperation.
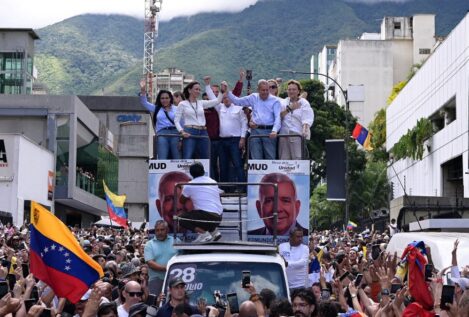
[22,263,29,278]
[0,281,9,298]
[390,284,402,294]
[242,270,251,288]
[440,285,455,310]
[12,264,17,270]
[146,293,157,306]
[24,299,36,311]
[31,286,39,300]
[425,264,433,282]
[339,271,351,282]
[354,274,363,287]
[226,293,240,314]
[39,308,51,317]
[371,245,381,260]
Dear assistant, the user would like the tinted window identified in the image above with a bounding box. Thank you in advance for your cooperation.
[165,261,287,306]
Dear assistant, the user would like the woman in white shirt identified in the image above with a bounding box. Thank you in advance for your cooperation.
[175,81,223,159]
[279,80,315,160]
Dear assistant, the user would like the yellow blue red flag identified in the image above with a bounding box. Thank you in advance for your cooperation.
[29,201,103,303]
[346,221,358,230]
[103,181,128,228]
[352,123,373,151]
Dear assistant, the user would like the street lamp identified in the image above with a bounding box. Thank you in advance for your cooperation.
[280,69,351,227]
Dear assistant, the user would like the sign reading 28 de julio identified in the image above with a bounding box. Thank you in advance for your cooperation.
[247,160,310,243]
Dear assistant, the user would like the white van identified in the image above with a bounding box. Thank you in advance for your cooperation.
[386,231,469,271]
[163,242,290,306]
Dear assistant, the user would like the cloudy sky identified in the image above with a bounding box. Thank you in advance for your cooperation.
[0,0,260,29]
[0,0,412,29]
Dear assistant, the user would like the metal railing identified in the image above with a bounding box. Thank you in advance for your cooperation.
[247,133,307,160]
[172,182,279,244]
[154,133,211,159]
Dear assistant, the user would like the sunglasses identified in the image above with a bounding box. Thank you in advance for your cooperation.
[127,291,143,297]
[269,85,277,89]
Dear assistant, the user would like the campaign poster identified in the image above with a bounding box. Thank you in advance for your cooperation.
[148,159,210,232]
[247,160,310,244]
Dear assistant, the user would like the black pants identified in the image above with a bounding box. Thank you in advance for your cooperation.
[178,210,222,232]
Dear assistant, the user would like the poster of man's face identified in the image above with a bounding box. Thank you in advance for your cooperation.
[247,160,310,241]
[148,160,209,232]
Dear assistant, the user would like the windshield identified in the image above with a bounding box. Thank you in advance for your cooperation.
[165,261,288,306]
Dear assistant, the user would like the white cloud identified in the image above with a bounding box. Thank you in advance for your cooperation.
[0,0,259,29]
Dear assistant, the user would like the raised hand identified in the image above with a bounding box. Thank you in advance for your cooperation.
[203,76,211,86]
[139,79,146,91]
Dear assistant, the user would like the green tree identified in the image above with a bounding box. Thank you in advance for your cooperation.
[368,108,388,162]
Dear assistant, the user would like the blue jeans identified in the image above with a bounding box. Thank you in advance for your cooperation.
[220,137,245,190]
[249,128,277,160]
[156,129,181,159]
[182,127,209,159]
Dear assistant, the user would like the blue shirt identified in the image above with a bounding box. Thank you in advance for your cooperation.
[227,92,281,132]
[139,95,177,133]
[144,235,178,280]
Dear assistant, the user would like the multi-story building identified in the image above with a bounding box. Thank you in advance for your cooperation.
[317,14,437,126]
[155,67,195,93]
[0,28,39,95]
[386,13,469,226]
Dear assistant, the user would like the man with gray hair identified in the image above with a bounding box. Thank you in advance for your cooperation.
[225,79,281,159]
[144,220,178,295]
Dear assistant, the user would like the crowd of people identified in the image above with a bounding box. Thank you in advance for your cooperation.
[0,219,467,317]
[139,70,315,191]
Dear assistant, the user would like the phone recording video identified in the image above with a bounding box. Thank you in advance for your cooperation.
[390,284,402,294]
[226,293,240,314]
[242,270,251,288]
[440,285,455,310]
[354,274,363,287]
[425,264,433,282]
[0,281,9,298]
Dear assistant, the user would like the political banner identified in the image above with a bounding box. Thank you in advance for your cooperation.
[148,159,210,232]
[247,160,310,243]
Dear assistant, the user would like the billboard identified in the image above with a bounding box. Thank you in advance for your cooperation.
[247,160,310,243]
[148,159,210,232]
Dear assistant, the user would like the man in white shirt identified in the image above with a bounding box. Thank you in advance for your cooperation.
[179,162,223,243]
[118,281,143,317]
[278,228,309,292]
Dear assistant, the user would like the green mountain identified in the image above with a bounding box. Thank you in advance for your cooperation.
[35,0,469,95]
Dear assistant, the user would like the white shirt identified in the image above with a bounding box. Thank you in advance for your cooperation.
[175,94,223,132]
[182,176,223,215]
[278,242,309,289]
[117,304,129,317]
[280,97,314,136]
[204,84,247,138]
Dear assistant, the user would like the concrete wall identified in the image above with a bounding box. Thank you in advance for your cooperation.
[337,40,394,125]
[0,134,54,225]
[387,13,469,199]
[0,31,35,55]
[412,15,436,64]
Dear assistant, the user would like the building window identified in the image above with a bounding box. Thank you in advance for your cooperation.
[429,95,457,133]
[394,22,401,30]
[419,48,431,54]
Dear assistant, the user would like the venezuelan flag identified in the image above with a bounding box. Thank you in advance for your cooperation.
[29,202,103,303]
[103,181,128,228]
[351,123,373,151]
[346,221,358,230]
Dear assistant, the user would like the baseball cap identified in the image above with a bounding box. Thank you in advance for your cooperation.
[169,277,186,288]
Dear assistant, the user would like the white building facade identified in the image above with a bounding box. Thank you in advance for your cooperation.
[325,14,436,126]
[386,13,469,204]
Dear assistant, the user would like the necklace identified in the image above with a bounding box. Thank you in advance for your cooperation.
[189,100,198,120]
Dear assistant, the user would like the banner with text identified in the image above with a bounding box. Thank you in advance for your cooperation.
[247,160,310,244]
[148,159,210,232]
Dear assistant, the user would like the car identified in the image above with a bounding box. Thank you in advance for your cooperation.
[162,241,290,307]
[386,231,469,272]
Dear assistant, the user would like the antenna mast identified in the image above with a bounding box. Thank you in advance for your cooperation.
[143,0,162,101]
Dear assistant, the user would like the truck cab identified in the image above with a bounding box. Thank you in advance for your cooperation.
[163,241,290,306]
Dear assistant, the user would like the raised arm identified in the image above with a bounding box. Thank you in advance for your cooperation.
[139,79,156,112]
[174,104,184,132]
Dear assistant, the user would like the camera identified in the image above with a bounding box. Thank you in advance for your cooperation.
[246,70,252,81]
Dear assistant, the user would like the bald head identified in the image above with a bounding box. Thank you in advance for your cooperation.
[239,300,258,317]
